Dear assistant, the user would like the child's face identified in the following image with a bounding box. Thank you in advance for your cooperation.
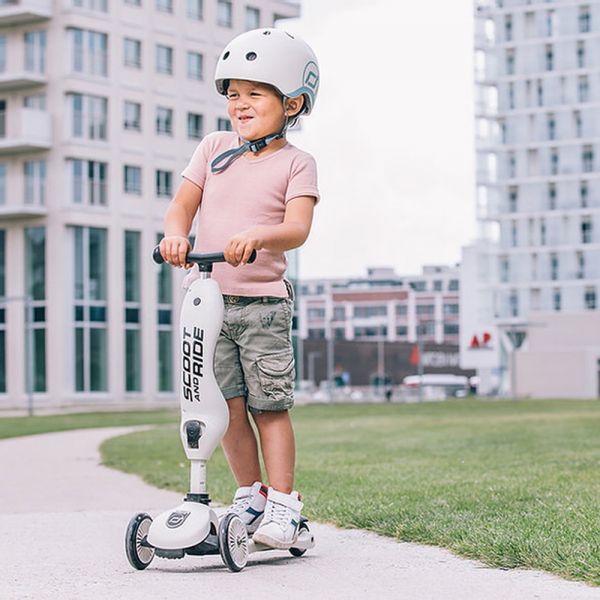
[226,79,286,140]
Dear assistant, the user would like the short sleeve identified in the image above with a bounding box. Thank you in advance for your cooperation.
[285,152,320,204]
[181,132,222,189]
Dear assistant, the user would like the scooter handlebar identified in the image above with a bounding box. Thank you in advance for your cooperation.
[153,246,257,266]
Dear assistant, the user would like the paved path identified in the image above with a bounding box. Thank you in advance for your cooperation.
[0,428,599,600]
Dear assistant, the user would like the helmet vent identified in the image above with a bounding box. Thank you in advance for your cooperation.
[263,30,271,35]
[285,32,295,39]
[223,51,230,60]
[245,52,257,61]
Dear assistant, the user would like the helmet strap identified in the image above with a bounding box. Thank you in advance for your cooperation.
[210,98,291,174]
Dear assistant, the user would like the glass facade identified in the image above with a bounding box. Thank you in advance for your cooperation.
[157,234,173,392]
[125,231,141,392]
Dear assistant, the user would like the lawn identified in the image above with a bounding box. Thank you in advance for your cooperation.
[99,399,600,585]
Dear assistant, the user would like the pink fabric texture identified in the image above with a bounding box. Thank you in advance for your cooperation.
[181,131,319,297]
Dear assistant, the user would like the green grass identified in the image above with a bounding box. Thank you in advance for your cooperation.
[0,409,177,440]
[100,399,600,585]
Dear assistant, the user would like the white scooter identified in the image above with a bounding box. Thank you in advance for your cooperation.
[125,247,315,572]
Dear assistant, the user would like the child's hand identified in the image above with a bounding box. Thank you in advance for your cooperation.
[224,230,263,267]
[159,235,193,269]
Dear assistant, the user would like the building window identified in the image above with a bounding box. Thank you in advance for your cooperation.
[508,186,518,212]
[124,165,142,195]
[547,113,555,140]
[23,93,46,110]
[504,14,512,41]
[68,93,107,140]
[156,106,173,135]
[577,41,585,68]
[68,159,107,206]
[508,82,515,110]
[500,256,509,283]
[433,280,442,291]
[333,306,345,321]
[125,0,141,6]
[443,303,459,315]
[24,160,46,206]
[186,51,203,80]
[550,148,559,175]
[509,290,518,317]
[574,110,582,137]
[217,0,232,27]
[545,44,553,71]
[553,288,561,311]
[246,6,260,30]
[124,38,142,68]
[582,145,594,172]
[410,280,426,292]
[354,305,387,318]
[508,152,516,178]
[0,36,6,73]
[584,287,596,310]
[25,227,46,392]
[124,101,141,131]
[550,253,559,280]
[156,233,173,391]
[156,0,172,13]
[580,181,588,207]
[444,323,459,336]
[536,79,543,106]
[396,304,407,316]
[511,219,518,247]
[308,328,325,339]
[448,279,459,291]
[186,0,202,19]
[576,251,585,279]
[546,10,556,37]
[156,169,172,198]
[217,117,232,131]
[548,183,556,210]
[307,307,325,319]
[396,325,408,337]
[72,226,108,392]
[156,44,173,75]
[68,28,107,77]
[187,112,203,140]
[416,304,434,316]
[24,31,46,74]
[581,217,593,244]
[124,231,141,392]
[71,0,107,12]
[505,48,515,75]
[579,5,591,33]
[540,218,547,245]
[578,76,589,103]
[354,326,387,339]
[0,164,5,205]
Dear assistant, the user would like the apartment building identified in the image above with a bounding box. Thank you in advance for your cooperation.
[0,0,299,409]
[468,0,600,395]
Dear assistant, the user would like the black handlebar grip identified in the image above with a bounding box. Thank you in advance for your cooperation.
[247,249,257,264]
[152,246,165,264]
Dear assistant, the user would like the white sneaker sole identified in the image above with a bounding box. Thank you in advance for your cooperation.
[252,530,298,549]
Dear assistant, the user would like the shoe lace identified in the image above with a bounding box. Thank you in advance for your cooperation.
[229,493,251,516]
[264,500,290,529]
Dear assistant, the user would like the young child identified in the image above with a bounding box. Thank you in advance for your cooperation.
[159,28,320,549]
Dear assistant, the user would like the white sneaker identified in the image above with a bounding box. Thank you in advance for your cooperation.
[251,487,303,549]
[223,481,268,534]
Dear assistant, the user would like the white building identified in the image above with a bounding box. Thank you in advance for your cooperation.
[298,265,461,346]
[466,0,600,396]
[0,0,299,410]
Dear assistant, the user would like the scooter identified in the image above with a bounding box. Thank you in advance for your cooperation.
[124,247,315,572]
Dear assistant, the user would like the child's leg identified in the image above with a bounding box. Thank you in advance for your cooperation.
[252,410,295,494]
[221,396,262,486]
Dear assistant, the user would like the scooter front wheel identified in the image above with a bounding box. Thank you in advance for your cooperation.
[218,514,248,572]
[125,512,155,570]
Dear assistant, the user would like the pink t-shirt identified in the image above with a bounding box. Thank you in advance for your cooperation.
[181,131,319,297]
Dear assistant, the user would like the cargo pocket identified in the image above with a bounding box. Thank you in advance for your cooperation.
[255,350,295,399]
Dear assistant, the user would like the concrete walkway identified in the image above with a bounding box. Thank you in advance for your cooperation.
[0,428,599,600]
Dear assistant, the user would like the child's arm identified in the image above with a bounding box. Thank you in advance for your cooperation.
[223,196,316,266]
[160,178,203,268]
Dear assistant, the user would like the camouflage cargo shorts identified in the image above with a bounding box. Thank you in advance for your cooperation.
[214,293,295,414]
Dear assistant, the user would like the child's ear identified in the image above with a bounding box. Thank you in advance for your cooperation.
[285,95,305,117]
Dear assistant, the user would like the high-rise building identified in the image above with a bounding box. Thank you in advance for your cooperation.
[0,0,300,409]
[466,0,600,395]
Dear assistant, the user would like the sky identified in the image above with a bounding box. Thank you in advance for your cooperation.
[284,0,478,279]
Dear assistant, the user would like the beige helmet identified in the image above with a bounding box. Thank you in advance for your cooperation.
[215,27,320,118]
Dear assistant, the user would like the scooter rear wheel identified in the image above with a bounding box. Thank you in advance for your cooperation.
[218,514,249,572]
[125,512,155,570]
[289,520,310,557]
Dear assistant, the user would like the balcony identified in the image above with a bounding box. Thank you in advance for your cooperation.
[0,202,46,219]
[0,71,46,91]
[0,0,52,24]
[0,107,51,154]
